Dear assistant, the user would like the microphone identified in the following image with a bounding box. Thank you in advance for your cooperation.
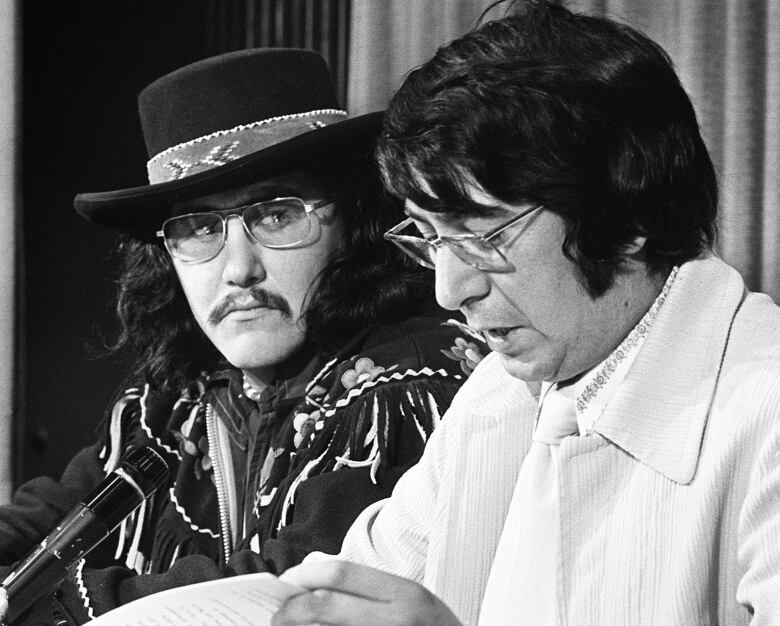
[0,446,169,624]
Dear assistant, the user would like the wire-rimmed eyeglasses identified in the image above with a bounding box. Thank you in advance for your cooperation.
[157,197,332,263]
[384,204,543,272]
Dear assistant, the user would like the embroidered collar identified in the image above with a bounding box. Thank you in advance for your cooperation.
[575,257,746,484]
[574,266,679,433]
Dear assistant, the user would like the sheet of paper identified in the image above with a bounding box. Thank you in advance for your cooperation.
[89,572,303,625]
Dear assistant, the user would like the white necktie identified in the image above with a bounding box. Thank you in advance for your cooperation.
[479,384,579,625]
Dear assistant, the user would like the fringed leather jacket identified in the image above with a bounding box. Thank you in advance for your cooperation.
[0,316,486,624]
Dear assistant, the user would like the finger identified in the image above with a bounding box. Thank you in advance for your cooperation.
[274,584,462,626]
[272,588,393,626]
[280,560,410,601]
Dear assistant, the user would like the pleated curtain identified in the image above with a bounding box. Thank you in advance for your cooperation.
[0,2,16,504]
[348,0,780,302]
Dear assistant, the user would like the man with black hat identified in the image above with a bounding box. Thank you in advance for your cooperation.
[0,49,483,623]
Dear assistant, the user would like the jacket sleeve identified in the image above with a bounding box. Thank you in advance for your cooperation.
[0,443,106,566]
[335,396,457,583]
[259,462,409,573]
[48,546,280,624]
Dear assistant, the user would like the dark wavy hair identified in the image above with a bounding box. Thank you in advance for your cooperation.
[377,0,718,297]
[109,158,432,391]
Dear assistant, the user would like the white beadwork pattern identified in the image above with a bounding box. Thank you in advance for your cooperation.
[242,374,266,403]
[162,141,241,180]
[147,108,347,166]
[162,158,192,180]
[200,140,240,167]
[577,266,679,421]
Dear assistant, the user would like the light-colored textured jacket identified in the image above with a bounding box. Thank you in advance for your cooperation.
[338,257,780,625]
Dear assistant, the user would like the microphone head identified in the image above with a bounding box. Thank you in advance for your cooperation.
[0,446,170,624]
[118,446,170,497]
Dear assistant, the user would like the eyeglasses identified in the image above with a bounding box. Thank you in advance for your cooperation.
[157,197,332,263]
[384,204,543,272]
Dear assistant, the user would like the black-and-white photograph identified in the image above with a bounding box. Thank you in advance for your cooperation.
[1,1,778,624]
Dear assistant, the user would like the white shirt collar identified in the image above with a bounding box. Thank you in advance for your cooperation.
[539,266,680,435]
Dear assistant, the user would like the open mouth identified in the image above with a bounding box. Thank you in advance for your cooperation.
[484,326,521,340]
[444,318,487,343]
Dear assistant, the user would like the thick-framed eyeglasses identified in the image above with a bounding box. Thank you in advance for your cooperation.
[384,204,543,272]
[157,197,332,263]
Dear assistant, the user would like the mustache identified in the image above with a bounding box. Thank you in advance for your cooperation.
[208,286,292,325]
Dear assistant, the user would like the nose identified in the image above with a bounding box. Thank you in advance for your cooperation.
[434,246,489,311]
[220,214,266,287]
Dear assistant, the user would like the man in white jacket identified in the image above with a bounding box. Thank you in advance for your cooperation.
[273,2,780,624]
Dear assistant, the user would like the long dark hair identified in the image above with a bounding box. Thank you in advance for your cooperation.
[377,0,717,297]
[109,159,432,390]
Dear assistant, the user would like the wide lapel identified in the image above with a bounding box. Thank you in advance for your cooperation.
[587,256,746,484]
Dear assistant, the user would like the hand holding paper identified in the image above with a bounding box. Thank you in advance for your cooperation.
[273,560,462,625]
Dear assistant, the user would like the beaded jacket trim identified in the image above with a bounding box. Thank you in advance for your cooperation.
[168,487,220,538]
[73,558,96,620]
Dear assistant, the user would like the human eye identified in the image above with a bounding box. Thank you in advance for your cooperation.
[171,214,221,239]
[246,200,301,232]
[467,210,517,245]
[193,222,218,237]
[482,229,510,247]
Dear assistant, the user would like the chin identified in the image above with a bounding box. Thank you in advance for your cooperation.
[497,351,559,383]
[217,331,307,372]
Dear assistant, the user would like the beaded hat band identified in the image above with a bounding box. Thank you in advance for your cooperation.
[147,109,348,184]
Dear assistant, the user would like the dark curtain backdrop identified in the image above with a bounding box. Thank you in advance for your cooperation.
[207,0,351,106]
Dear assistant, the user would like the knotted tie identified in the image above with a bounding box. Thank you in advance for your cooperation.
[479,383,580,625]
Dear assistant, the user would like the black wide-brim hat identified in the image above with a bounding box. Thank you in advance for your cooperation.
[73,48,383,235]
